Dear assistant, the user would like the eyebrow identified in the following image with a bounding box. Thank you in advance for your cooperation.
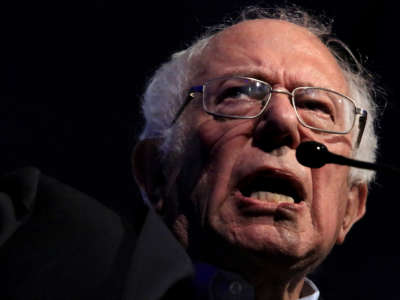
[213,66,268,81]
[207,68,319,90]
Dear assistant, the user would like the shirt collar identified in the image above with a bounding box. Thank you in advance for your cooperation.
[299,278,320,300]
[194,262,320,300]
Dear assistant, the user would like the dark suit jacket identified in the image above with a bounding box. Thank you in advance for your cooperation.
[0,167,194,300]
[0,167,322,300]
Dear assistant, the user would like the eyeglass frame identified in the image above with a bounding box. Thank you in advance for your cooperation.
[171,76,367,148]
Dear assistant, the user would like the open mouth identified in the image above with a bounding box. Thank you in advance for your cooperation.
[237,173,304,204]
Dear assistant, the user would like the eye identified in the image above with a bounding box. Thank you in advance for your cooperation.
[217,82,269,103]
[219,86,251,101]
[297,100,333,116]
[294,89,336,121]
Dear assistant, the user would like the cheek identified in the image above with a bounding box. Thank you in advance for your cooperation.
[196,118,253,151]
[310,165,349,244]
[191,120,253,212]
[195,119,254,182]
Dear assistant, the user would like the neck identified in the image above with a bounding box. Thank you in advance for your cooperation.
[192,242,316,300]
[194,259,310,300]
[247,270,307,300]
[171,216,317,300]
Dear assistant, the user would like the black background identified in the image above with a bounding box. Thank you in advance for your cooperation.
[2,0,399,298]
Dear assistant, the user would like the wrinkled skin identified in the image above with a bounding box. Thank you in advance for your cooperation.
[134,19,367,300]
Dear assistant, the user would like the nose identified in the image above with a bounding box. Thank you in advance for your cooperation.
[252,90,301,151]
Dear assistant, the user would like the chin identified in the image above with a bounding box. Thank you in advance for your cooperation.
[204,211,325,275]
[205,232,319,281]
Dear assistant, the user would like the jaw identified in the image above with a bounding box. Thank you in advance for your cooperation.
[195,196,323,293]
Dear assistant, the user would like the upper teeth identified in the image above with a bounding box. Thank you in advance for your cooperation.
[249,191,294,203]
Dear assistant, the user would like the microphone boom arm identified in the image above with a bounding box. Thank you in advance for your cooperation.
[327,151,400,175]
[296,141,400,176]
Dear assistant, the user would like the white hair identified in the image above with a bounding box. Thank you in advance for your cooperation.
[140,6,379,186]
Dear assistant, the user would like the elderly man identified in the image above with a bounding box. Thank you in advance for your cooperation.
[0,5,377,300]
[131,6,377,300]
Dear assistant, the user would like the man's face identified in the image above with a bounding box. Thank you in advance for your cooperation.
[158,20,365,276]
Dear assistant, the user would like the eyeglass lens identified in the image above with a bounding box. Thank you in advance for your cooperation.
[203,77,355,133]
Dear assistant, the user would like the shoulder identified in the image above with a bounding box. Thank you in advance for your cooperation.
[0,167,142,299]
[0,167,128,248]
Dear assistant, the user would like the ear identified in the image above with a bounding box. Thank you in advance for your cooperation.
[336,182,368,244]
[131,138,165,212]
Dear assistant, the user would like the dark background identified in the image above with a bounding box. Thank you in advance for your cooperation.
[2,0,399,299]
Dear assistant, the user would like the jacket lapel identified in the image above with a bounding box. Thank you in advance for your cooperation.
[0,167,39,246]
[123,208,194,300]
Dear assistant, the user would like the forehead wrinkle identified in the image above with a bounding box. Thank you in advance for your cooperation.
[196,19,348,94]
[196,62,347,96]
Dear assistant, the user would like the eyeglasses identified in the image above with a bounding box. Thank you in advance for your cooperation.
[172,76,367,147]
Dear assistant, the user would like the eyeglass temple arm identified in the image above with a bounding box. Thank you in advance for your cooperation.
[171,86,203,125]
[355,107,367,148]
